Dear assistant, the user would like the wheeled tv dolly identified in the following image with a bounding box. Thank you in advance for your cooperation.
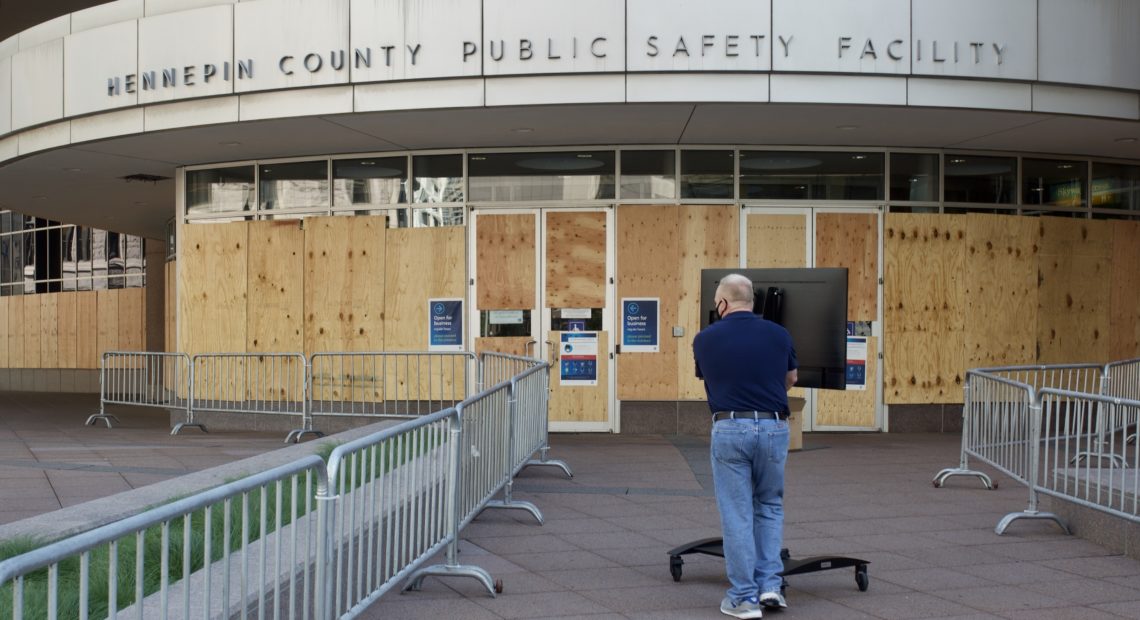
[667,537,870,593]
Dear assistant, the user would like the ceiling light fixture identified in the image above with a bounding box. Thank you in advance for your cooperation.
[63,167,82,173]
[1114,137,1137,144]
[511,128,534,133]
[836,125,859,131]
[220,141,242,147]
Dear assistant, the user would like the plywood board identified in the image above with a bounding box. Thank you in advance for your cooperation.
[817,336,878,427]
[1038,216,1113,258]
[1036,217,1112,364]
[165,261,176,353]
[885,329,966,403]
[23,295,41,368]
[180,222,249,356]
[1037,253,1110,364]
[1109,221,1140,360]
[475,337,533,358]
[117,288,146,352]
[545,211,606,309]
[385,226,466,350]
[39,294,58,368]
[247,220,304,353]
[476,214,536,310]
[304,215,385,354]
[549,330,609,423]
[96,289,119,359]
[747,214,807,268]
[882,214,966,404]
[816,213,878,322]
[76,292,99,368]
[617,205,680,400]
[677,205,739,400]
[964,213,1037,369]
[56,292,78,369]
[7,296,22,368]
[0,298,8,368]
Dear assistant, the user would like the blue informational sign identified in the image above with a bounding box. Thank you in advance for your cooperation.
[428,298,463,351]
[845,336,868,391]
[621,297,659,353]
[560,332,598,386]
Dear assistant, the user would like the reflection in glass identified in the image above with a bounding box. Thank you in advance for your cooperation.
[681,150,734,199]
[260,161,329,211]
[1092,163,1140,211]
[186,167,255,215]
[740,151,884,200]
[1023,159,1086,207]
[944,155,1015,203]
[333,157,406,209]
[468,151,615,201]
[413,155,464,203]
[620,150,676,199]
[92,229,108,290]
[890,153,939,202]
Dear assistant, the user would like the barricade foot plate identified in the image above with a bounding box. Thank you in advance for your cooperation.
[1071,451,1128,468]
[481,499,544,525]
[171,423,208,435]
[933,467,994,489]
[995,510,1071,536]
[524,458,573,478]
[403,563,500,597]
[85,413,119,428]
[286,429,325,444]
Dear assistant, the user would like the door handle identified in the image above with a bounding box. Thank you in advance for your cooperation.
[545,340,555,367]
[525,339,537,358]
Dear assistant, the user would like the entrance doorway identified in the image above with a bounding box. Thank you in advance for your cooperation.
[741,206,883,431]
[469,208,615,432]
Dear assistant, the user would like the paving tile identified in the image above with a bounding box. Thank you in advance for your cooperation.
[877,567,993,590]
[355,595,500,620]
[579,583,728,614]
[955,561,1076,585]
[984,538,1117,562]
[472,590,611,619]
[468,533,581,555]
[933,585,1068,613]
[834,591,981,619]
[501,550,619,572]
[1039,555,1140,578]
[538,566,663,591]
[997,607,1124,620]
[557,530,664,551]
[1091,600,1140,619]
[1019,577,1140,605]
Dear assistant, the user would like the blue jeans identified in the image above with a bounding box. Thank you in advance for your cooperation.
[710,418,789,600]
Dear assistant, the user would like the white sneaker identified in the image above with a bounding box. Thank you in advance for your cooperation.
[720,596,763,619]
[760,591,788,609]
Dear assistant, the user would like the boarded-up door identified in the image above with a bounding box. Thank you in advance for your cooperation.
[544,210,610,430]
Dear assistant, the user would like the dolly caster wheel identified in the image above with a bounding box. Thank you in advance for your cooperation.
[855,564,869,592]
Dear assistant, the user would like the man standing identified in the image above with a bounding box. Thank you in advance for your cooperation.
[693,273,798,619]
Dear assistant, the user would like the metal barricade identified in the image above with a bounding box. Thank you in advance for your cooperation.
[189,353,320,443]
[1102,358,1140,445]
[309,352,477,424]
[86,352,191,429]
[318,409,459,619]
[480,353,572,479]
[1037,388,1140,524]
[0,457,328,620]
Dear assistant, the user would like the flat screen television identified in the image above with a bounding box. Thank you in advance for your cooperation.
[700,268,848,390]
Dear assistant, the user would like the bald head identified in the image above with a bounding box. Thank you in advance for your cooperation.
[715,274,756,315]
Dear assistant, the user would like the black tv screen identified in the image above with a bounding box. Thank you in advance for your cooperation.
[700,268,848,390]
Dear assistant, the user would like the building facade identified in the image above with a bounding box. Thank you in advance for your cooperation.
[0,0,1138,434]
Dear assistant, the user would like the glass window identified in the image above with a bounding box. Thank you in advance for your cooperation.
[1092,163,1140,211]
[413,155,464,203]
[739,151,883,200]
[259,160,329,211]
[944,155,1015,204]
[186,166,255,215]
[468,151,615,202]
[333,156,407,209]
[1023,158,1086,208]
[890,153,939,202]
[620,150,676,200]
[681,150,734,199]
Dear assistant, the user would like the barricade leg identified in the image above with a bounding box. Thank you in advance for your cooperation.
[933,387,994,489]
[170,407,207,435]
[482,390,543,524]
[996,402,1070,535]
[522,372,572,479]
[1072,378,1128,468]
[403,423,500,597]
[85,363,119,428]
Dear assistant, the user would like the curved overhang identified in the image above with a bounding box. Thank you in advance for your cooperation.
[0,1,113,42]
[0,0,1138,239]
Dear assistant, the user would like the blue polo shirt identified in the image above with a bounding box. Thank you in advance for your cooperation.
[692,311,797,415]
